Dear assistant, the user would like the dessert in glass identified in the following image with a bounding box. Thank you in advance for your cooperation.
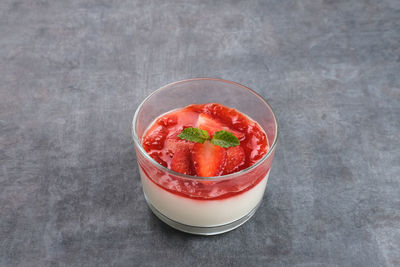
[132,78,278,235]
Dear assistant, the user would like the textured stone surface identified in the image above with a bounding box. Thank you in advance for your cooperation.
[1,0,399,266]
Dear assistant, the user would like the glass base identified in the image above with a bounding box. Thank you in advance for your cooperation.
[144,194,262,235]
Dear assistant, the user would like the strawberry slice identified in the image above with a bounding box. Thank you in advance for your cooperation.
[156,114,178,127]
[223,146,245,174]
[170,149,194,175]
[204,103,250,133]
[165,138,195,157]
[142,125,168,150]
[184,104,204,113]
[192,141,226,177]
[197,113,245,140]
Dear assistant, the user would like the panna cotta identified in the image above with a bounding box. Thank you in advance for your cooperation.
[136,103,273,230]
[140,168,269,226]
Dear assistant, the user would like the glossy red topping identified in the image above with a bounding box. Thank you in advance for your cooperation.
[224,146,246,175]
[142,103,268,176]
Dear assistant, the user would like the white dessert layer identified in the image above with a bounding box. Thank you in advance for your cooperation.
[140,168,269,227]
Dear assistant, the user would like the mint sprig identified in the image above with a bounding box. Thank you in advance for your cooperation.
[178,127,209,143]
[210,130,240,148]
[178,127,240,148]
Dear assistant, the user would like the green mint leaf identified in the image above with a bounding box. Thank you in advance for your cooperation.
[211,130,240,148]
[178,127,210,143]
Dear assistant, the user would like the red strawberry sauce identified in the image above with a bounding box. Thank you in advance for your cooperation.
[140,103,271,200]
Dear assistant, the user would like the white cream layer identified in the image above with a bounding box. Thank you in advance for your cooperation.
[140,169,269,227]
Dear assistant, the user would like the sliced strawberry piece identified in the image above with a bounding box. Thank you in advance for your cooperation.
[156,114,178,127]
[170,149,194,175]
[197,113,245,140]
[142,125,168,150]
[204,103,238,124]
[192,141,226,177]
[184,104,204,113]
[196,113,223,136]
[204,103,249,133]
[223,146,245,174]
[165,138,195,157]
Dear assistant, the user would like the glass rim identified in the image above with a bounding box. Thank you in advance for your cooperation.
[131,78,279,181]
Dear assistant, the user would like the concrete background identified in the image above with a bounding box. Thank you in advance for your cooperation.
[1,0,399,266]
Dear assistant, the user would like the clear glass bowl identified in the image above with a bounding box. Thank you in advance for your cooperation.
[132,78,279,235]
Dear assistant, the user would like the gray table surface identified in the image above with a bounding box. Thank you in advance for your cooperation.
[1,0,399,266]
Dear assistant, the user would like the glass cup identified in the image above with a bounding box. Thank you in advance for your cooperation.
[132,78,279,235]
